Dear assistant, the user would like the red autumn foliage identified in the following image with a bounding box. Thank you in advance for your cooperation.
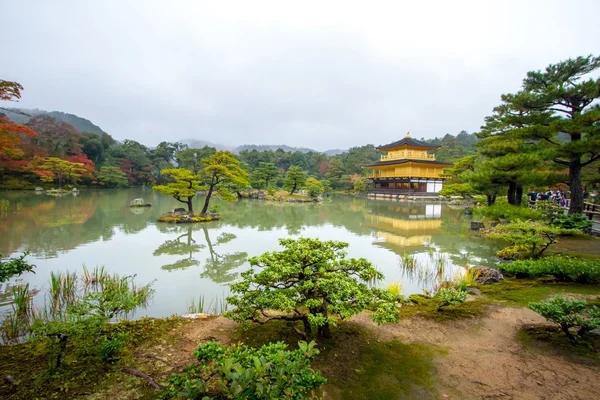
[119,158,155,186]
[0,80,23,101]
[319,160,329,176]
[0,115,39,181]
[67,154,95,179]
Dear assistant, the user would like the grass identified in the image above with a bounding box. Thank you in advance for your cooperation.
[478,279,600,306]
[401,294,490,321]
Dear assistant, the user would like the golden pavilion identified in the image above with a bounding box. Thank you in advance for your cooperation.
[363,132,452,196]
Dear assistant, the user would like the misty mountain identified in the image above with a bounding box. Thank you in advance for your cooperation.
[3,108,107,135]
[179,139,345,155]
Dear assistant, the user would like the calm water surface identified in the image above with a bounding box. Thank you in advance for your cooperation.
[0,189,500,317]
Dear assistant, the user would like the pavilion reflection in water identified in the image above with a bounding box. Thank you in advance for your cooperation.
[365,203,442,250]
[364,201,463,293]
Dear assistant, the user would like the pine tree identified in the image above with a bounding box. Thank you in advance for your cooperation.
[505,55,600,213]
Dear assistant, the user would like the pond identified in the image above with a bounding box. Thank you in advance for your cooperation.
[0,189,500,317]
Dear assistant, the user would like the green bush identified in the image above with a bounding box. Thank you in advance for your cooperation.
[0,251,35,283]
[528,296,600,340]
[225,238,399,338]
[549,213,593,232]
[500,256,600,283]
[100,331,130,361]
[484,220,579,259]
[476,203,543,222]
[435,288,468,306]
[161,340,327,399]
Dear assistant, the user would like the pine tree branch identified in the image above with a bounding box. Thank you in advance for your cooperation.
[553,158,570,166]
[582,153,600,167]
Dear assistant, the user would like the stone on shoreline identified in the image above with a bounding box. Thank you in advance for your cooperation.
[473,266,504,284]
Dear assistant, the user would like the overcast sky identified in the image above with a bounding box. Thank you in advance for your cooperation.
[2,1,599,151]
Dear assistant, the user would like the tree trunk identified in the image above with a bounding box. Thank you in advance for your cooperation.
[507,181,517,205]
[289,183,297,195]
[486,194,496,206]
[201,184,215,215]
[515,185,523,206]
[318,323,331,338]
[568,158,584,214]
[186,196,193,213]
[56,334,68,368]
[302,317,311,335]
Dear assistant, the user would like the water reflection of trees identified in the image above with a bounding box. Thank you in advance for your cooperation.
[153,224,247,283]
[1,191,501,274]
[0,189,161,256]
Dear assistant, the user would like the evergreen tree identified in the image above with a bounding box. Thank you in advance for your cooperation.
[283,165,307,194]
[506,55,600,213]
[199,151,249,214]
[153,168,202,213]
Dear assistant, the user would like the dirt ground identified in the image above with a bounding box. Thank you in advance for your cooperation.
[352,306,600,400]
[158,305,599,400]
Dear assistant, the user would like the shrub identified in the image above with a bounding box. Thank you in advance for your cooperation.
[528,296,600,340]
[476,203,543,222]
[0,251,35,283]
[435,288,468,307]
[500,256,600,283]
[30,270,154,367]
[304,177,325,198]
[100,331,130,361]
[225,238,400,338]
[484,220,579,259]
[161,340,327,399]
[549,213,593,232]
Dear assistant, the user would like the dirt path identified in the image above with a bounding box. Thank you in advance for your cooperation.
[352,306,600,400]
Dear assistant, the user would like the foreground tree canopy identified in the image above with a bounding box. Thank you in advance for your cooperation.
[225,238,400,338]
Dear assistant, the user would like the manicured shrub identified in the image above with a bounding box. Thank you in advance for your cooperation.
[484,220,579,259]
[549,213,593,232]
[161,340,327,399]
[528,296,600,340]
[500,256,600,283]
[436,288,468,306]
[476,203,543,222]
[225,238,400,338]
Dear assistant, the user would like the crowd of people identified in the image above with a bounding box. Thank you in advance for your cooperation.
[528,189,599,208]
[528,189,570,207]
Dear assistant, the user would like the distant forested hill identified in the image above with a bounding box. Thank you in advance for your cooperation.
[236,144,316,153]
[178,139,339,154]
[3,108,106,135]
[421,130,478,162]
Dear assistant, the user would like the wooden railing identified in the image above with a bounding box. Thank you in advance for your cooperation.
[583,202,600,221]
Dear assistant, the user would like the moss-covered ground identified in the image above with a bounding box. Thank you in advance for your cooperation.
[0,317,187,400]
[232,320,441,400]
[479,278,600,306]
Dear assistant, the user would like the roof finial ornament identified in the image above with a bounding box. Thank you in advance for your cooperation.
[405,131,411,138]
